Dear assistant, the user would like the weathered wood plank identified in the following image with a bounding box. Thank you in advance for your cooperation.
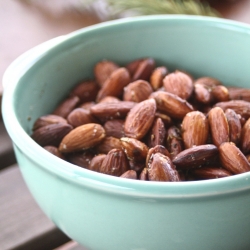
[0,119,16,170]
[0,165,70,250]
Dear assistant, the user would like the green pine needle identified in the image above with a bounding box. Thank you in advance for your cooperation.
[107,0,220,17]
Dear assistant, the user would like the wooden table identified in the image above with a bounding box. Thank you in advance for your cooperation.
[0,0,250,249]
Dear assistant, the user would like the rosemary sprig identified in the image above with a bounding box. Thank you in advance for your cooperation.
[106,0,220,17]
[78,0,220,19]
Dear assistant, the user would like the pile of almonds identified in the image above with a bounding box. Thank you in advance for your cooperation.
[31,58,250,182]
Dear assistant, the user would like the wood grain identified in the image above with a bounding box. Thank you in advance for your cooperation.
[0,165,70,250]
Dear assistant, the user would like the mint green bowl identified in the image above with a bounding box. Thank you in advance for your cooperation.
[2,15,250,250]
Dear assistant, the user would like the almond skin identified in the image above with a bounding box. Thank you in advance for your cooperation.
[67,108,98,128]
[147,117,166,148]
[194,83,213,104]
[59,123,106,153]
[227,86,250,102]
[146,145,171,167]
[163,70,193,100]
[139,168,148,180]
[194,77,222,88]
[89,154,106,172]
[123,80,153,103]
[131,58,155,81]
[150,66,168,90]
[67,151,95,169]
[96,67,131,102]
[31,123,73,147]
[120,170,137,179]
[166,126,184,159]
[240,117,250,154]
[120,137,148,163]
[90,101,136,122]
[99,148,130,176]
[33,114,68,131]
[124,98,156,140]
[191,167,232,180]
[208,107,229,147]
[225,108,242,145]
[148,153,180,182]
[214,100,250,120]
[53,96,80,118]
[70,80,100,103]
[172,144,218,169]
[182,111,209,149]
[219,142,250,174]
[103,119,125,138]
[211,85,229,102]
[94,60,119,87]
[96,136,123,154]
[44,146,65,159]
[151,91,194,119]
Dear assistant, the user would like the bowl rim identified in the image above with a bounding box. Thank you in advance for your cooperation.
[2,14,250,198]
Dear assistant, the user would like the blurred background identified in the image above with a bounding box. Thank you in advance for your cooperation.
[1,0,250,94]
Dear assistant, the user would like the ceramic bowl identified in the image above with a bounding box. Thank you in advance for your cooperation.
[2,15,250,250]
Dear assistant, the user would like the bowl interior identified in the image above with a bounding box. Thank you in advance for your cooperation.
[3,15,250,193]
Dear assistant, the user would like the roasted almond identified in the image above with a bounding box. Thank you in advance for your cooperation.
[96,67,131,102]
[148,153,180,182]
[94,60,119,87]
[240,117,250,154]
[90,101,135,121]
[228,86,250,102]
[128,160,145,173]
[131,58,155,81]
[67,151,95,169]
[59,123,106,153]
[53,96,80,118]
[146,145,171,167]
[44,145,65,159]
[211,85,229,102]
[151,91,194,119]
[172,144,218,169]
[155,112,172,127]
[219,142,250,174]
[191,167,232,180]
[208,107,229,147]
[147,117,166,148]
[123,80,153,102]
[194,76,222,88]
[225,108,242,145]
[194,83,213,104]
[182,111,209,149]
[125,58,145,76]
[33,114,68,131]
[99,148,130,176]
[120,170,137,179]
[31,123,73,147]
[98,96,120,104]
[124,98,156,139]
[96,136,123,154]
[163,70,193,100]
[166,126,184,159]
[139,168,148,180]
[70,80,99,102]
[214,100,250,120]
[150,66,168,90]
[78,101,95,110]
[89,154,106,172]
[67,108,98,128]
[120,137,148,163]
[103,119,125,138]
